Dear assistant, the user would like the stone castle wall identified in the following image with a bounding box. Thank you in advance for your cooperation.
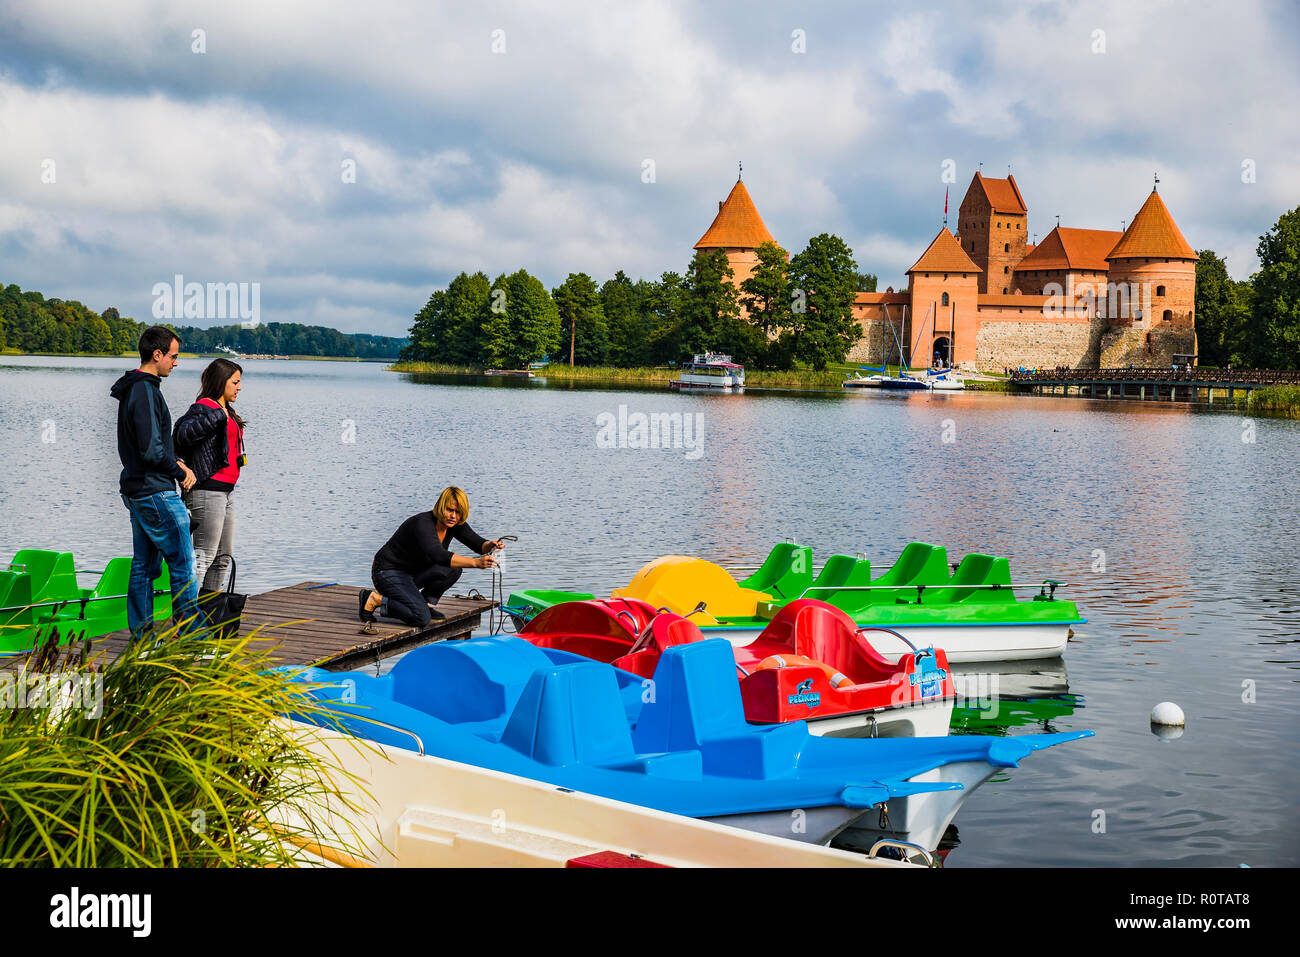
[973,316,1110,371]
[847,316,911,365]
[1099,326,1197,367]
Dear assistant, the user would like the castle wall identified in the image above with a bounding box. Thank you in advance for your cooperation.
[1099,326,1198,367]
[975,315,1111,371]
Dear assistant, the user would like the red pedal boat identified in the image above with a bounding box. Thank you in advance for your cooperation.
[519,598,956,738]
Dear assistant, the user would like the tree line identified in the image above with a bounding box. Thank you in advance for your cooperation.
[401,237,879,371]
[0,283,407,359]
[1195,206,1300,369]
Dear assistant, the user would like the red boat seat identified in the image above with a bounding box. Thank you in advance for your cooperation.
[741,599,899,685]
[611,614,705,678]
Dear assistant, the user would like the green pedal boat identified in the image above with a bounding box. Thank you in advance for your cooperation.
[506,542,1084,663]
[1,548,173,655]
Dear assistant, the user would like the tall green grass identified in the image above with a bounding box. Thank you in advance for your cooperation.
[0,626,377,867]
[1237,385,1300,417]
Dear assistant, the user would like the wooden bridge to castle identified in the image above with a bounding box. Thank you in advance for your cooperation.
[1009,367,1300,403]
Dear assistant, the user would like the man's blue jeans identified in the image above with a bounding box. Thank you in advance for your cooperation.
[122,491,201,640]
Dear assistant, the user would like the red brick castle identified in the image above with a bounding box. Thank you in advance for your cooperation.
[695,171,1198,371]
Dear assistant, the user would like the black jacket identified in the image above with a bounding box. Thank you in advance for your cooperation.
[110,370,186,497]
[373,511,489,575]
[173,401,238,486]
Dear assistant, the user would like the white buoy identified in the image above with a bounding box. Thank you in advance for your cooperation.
[1150,701,1185,726]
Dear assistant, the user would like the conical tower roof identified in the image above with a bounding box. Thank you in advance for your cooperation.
[1106,189,1197,261]
[908,227,981,274]
[694,179,777,249]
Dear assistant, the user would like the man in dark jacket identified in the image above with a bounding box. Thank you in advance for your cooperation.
[110,326,201,640]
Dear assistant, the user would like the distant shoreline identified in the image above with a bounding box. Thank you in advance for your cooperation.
[0,349,397,362]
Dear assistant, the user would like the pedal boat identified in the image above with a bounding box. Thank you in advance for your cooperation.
[277,722,920,867]
[517,598,956,738]
[284,635,1092,850]
[507,542,1084,663]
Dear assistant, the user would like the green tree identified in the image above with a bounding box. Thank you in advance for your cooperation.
[854,269,878,293]
[602,271,649,367]
[679,249,744,360]
[739,241,791,338]
[402,271,491,364]
[1250,206,1300,369]
[787,233,863,370]
[553,273,608,365]
[1194,250,1252,367]
[481,270,561,368]
[644,271,686,365]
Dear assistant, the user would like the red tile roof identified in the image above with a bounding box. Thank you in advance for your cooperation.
[1015,227,1123,272]
[1106,190,1197,261]
[694,179,777,249]
[854,291,911,305]
[972,172,1028,214]
[908,228,981,274]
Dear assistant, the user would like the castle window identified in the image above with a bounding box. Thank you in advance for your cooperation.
[1004,243,1010,252]
[1004,266,1009,273]
[1163,310,1173,321]
[1156,285,1166,296]
[941,292,949,306]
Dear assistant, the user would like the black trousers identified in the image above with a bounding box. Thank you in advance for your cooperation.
[414,563,462,603]
[370,563,462,628]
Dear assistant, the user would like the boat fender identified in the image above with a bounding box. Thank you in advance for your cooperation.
[756,654,853,689]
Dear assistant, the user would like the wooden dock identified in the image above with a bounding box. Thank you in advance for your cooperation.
[5,582,497,674]
[1009,367,1300,403]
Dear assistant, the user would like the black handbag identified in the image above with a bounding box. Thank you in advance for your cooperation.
[199,553,247,640]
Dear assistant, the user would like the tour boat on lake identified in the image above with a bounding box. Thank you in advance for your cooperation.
[669,353,745,391]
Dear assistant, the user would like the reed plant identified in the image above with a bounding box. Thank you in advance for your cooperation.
[1238,384,1300,417]
[0,624,378,867]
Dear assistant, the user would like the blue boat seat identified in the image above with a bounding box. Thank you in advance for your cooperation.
[390,636,550,727]
[632,639,756,753]
[501,660,637,767]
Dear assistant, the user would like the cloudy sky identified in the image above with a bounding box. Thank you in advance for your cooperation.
[2,0,1297,338]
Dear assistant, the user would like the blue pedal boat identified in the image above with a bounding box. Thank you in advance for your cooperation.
[285,636,1092,848]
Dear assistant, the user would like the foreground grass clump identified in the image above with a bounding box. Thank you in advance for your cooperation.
[0,627,373,867]
[1237,384,1300,417]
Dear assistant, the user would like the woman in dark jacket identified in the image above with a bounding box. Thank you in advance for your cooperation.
[173,358,246,592]
[360,486,503,628]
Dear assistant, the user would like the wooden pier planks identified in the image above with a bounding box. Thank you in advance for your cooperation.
[4,581,497,673]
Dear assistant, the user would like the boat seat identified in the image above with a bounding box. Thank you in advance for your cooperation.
[500,660,637,767]
[923,553,1014,603]
[831,543,949,613]
[0,575,37,653]
[11,549,79,608]
[737,543,814,600]
[632,639,753,754]
[802,554,872,605]
[390,636,551,726]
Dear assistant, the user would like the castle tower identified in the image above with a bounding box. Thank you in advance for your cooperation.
[694,176,777,290]
[907,228,981,367]
[956,172,1029,295]
[1100,186,1198,365]
[1105,187,1198,328]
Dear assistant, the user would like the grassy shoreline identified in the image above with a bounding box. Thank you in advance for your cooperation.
[1,349,395,361]
[388,360,939,389]
[1236,385,1300,417]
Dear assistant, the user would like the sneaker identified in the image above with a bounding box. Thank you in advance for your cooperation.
[358,588,376,623]
[426,604,446,621]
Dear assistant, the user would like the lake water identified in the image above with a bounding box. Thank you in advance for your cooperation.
[1,354,1296,867]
